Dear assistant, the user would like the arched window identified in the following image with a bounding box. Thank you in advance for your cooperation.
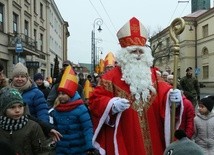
[202,47,208,56]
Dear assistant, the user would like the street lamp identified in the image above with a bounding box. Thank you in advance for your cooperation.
[91,18,103,73]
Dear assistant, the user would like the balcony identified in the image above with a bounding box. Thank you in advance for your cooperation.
[8,33,39,56]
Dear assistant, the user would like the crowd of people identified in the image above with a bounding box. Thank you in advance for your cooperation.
[0,17,213,155]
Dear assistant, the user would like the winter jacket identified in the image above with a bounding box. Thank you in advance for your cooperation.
[194,111,214,155]
[22,83,49,123]
[0,119,49,155]
[51,93,94,155]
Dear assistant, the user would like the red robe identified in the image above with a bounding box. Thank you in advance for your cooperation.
[89,66,172,155]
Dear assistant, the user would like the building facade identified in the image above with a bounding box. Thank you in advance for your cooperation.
[0,0,69,79]
[150,8,214,86]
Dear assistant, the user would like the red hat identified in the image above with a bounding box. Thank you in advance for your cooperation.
[117,17,148,48]
[58,65,78,97]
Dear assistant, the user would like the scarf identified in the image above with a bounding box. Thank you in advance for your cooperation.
[0,115,28,132]
[55,99,84,112]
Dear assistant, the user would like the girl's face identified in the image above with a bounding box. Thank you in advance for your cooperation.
[6,103,24,120]
[13,75,28,87]
[198,104,209,115]
[58,92,70,104]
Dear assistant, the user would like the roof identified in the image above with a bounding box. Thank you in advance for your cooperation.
[184,10,207,18]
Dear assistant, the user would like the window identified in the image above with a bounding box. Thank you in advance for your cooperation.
[40,3,43,19]
[33,29,37,40]
[202,24,208,38]
[40,33,43,51]
[34,0,36,13]
[24,20,29,43]
[166,37,170,47]
[0,3,4,31]
[203,65,209,79]
[13,13,18,33]
[24,20,29,36]
[202,47,208,56]
[34,29,37,49]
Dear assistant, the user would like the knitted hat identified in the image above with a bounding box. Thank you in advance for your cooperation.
[200,95,214,112]
[12,62,28,78]
[33,73,44,81]
[0,87,24,115]
[164,130,204,155]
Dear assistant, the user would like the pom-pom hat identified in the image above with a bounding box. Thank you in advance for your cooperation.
[58,65,78,97]
[164,130,204,155]
[12,62,28,78]
[0,87,24,115]
[117,17,148,48]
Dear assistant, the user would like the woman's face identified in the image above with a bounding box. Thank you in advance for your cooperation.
[13,75,28,87]
[6,103,24,120]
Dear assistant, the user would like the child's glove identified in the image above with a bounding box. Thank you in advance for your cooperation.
[112,98,130,114]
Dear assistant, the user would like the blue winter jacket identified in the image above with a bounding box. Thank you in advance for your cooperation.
[22,83,49,123]
[52,92,94,155]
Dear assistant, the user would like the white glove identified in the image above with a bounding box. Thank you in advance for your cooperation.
[112,98,130,114]
[169,89,182,103]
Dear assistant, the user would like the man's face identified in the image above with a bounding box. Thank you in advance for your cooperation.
[187,69,193,76]
[129,48,144,60]
[115,46,155,102]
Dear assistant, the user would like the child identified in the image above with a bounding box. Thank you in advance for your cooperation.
[194,95,214,154]
[0,87,49,155]
[50,65,95,154]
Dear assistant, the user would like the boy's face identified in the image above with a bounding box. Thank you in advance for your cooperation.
[6,103,24,120]
[35,79,43,86]
[58,92,70,104]
[198,104,209,115]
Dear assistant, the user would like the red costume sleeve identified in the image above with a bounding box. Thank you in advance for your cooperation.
[180,97,195,138]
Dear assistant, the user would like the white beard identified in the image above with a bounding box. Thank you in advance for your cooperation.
[116,46,156,103]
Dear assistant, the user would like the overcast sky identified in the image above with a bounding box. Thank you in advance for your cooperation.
[53,0,212,64]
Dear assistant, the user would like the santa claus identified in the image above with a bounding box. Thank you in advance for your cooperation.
[89,17,186,155]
